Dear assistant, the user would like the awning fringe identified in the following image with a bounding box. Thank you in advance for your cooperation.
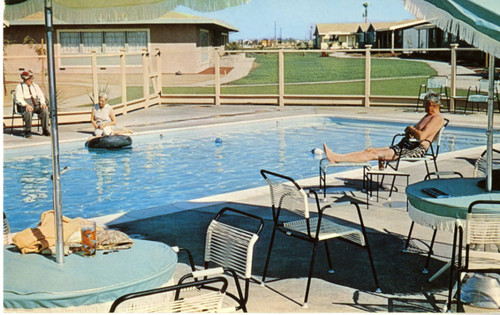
[403,0,500,58]
[4,0,250,24]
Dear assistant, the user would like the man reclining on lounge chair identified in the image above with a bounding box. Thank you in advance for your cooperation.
[323,92,444,163]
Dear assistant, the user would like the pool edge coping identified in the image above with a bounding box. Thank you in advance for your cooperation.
[92,144,496,228]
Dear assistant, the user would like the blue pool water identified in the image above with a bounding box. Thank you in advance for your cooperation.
[4,116,492,231]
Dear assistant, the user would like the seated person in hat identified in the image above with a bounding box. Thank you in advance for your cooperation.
[14,70,51,138]
[90,92,117,137]
[323,91,445,163]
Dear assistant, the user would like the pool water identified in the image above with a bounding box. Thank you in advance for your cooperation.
[3,116,491,231]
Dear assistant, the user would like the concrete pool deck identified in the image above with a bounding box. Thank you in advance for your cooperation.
[4,105,500,313]
[3,104,498,149]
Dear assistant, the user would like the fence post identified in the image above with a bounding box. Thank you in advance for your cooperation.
[156,48,162,103]
[142,48,149,108]
[390,31,395,54]
[364,45,372,108]
[214,48,221,106]
[120,49,127,115]
[278,48,284,107]
[450,43,458,112]
[40,38,46,91]
[91,51,98,103]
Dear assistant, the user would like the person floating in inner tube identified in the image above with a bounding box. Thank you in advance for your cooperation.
[90,92,116,137]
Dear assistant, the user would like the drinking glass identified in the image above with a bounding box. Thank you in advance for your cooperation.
[81,221,97,256]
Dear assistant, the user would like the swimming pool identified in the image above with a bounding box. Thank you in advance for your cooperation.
[3,116,492,231]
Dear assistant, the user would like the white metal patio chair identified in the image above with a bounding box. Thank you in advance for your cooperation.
[201,207,264,312]
[464,79,499,114]
[447,200,500,312]
[403,171,463,275]
[260,169,380,308]
[109,268,235,313]
[384,118,449,194]
[473,148,500,178]
[319,158,371,199]
[167,207,263,313]
[4,211,12,245]
[416,75,449,112]
[10,89,40,135]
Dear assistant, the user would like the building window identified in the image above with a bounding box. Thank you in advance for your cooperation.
[105,32,126,53]
[59,30,148,54]
[200,29,210,47]
[221,32,228,46]
[82,32,103,53]
[329,35,339,42]
[126,31,148,52]
[60,32,80,54]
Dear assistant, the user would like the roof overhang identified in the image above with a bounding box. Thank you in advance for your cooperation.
[7,12,239,32]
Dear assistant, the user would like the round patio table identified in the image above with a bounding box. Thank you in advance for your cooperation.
[4,239,177,312]
[406,177,500,285]
[406,177,500,232]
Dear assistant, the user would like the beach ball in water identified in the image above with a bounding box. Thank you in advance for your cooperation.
[311,148,324,155]
[215,138,223,144]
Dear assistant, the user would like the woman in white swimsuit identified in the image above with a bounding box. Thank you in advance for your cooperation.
[90,93,116,137]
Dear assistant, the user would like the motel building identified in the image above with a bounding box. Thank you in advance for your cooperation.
[3,11,239,75]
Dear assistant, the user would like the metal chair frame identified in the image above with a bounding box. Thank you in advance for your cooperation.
[319,158,371,199]
[416,75,449,112]
[202,207,264,313]
[10,89,40,135]
[109,271,232,313]
[447,200,500,312]
[464,79,500,114]
[403,171,463,275]
[260,169,380,308]
[384,118,449,193]
[473,148,500,178]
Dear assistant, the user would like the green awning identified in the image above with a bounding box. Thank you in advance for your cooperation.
[4,0,250,23]
[403,0,500,58]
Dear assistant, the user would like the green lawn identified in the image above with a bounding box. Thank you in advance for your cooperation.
[163,53,439,96]
[233,53,436,84]
[163,78,467,96]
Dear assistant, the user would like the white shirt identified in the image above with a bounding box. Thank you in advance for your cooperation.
[93,103,113,125]
[14,82,47,107]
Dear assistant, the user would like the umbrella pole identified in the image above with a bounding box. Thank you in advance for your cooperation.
[486,54,495,192]
[45,0,64,264]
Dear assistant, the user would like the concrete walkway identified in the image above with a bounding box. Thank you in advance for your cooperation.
[4,105,500,313]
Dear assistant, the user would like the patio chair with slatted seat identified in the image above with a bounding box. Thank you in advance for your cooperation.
[260,169,380,308]
[447,200,500,312]
[201,207,264,312]
[403,171,463,275]
[10,89,40,135]
[416,75,449,112]
[464,79,499,114]
[473,148,500,178]
[384,118,449,194]
[109,268,236,313]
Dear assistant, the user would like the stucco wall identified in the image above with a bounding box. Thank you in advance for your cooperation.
[4,23,222,75]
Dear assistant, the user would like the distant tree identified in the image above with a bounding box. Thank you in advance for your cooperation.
[23,35,44,55]
[225,41,242,50]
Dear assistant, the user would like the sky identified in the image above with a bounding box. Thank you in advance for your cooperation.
[175,0,416,41]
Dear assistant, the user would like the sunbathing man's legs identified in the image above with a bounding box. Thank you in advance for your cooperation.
[323,143,397,163]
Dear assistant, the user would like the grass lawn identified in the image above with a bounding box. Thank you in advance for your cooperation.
[163,78,468,96]
[163,53,439,96]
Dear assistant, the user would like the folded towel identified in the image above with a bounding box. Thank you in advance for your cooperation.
[12,210,103,254]
[96,229,133,250]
